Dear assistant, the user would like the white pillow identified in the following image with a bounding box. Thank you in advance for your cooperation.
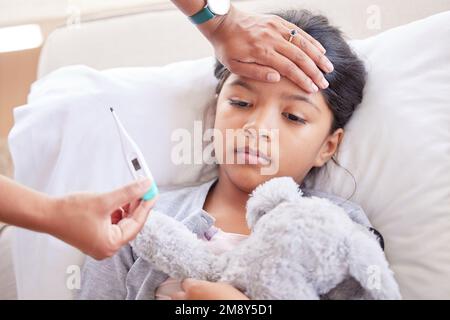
[9,12,450,299]
[12,57,219,194]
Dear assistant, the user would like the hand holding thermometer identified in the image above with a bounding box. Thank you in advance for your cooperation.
[110,108,158,201]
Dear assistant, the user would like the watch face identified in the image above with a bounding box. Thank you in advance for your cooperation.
[208,0,231,15]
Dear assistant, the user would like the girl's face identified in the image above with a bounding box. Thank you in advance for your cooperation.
[213,73,344,193]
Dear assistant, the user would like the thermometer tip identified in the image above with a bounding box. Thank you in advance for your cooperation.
[110,107,114,112]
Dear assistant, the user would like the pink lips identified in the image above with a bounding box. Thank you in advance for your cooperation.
[235,146,271,165]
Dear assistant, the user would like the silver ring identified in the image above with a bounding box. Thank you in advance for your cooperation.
[288,29,298,43]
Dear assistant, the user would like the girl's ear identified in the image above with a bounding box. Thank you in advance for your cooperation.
[313,129,344,168]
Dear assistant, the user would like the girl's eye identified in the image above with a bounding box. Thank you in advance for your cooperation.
[282,112,306,124]
[229,99,252,108]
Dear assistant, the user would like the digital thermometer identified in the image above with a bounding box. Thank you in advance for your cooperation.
[110,107,158,201]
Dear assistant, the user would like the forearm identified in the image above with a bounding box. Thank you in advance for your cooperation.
[171,0,206,16]
[170,0,234,41]
[0,175,54,233]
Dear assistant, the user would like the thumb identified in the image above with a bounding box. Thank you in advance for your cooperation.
[229,61,280,83]
[115,198,156,244]
[103,179,153,212]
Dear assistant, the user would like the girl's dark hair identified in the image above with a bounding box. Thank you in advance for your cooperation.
[213,9,366,199]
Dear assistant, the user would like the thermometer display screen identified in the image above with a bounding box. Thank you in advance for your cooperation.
[131,158,141,171]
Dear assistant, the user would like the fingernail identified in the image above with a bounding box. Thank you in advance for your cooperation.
[321,78,329,89]
[267,72,280,82]
[311,83,319,93]
[326,61,334,73]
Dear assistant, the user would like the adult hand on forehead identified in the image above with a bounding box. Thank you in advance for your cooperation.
[200,6,334,93]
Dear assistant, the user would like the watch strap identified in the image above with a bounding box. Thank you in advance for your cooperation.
[189,5,215,25]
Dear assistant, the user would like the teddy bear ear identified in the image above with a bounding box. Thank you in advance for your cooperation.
[347,228,402,300]
[246,176,301,230]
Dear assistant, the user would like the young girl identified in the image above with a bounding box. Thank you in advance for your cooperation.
[77,10,379,300]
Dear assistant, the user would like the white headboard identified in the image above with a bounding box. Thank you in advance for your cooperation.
[38,0,450,78]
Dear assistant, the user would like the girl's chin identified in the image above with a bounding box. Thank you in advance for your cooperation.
[225,166,275,192]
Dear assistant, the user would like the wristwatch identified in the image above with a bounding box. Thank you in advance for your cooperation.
[189,0,231,25]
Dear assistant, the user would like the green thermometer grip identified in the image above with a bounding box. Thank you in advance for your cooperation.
[142,182,159,201]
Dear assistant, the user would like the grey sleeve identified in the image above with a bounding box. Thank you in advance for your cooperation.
[345,204,385,251]
[75,244,135,300]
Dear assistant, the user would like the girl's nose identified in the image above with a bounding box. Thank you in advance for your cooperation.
[243,107,276,141]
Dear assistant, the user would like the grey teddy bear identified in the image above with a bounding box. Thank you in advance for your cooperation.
[131,177,401,300]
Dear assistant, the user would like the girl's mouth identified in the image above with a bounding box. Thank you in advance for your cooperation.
[235,146,271,166]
